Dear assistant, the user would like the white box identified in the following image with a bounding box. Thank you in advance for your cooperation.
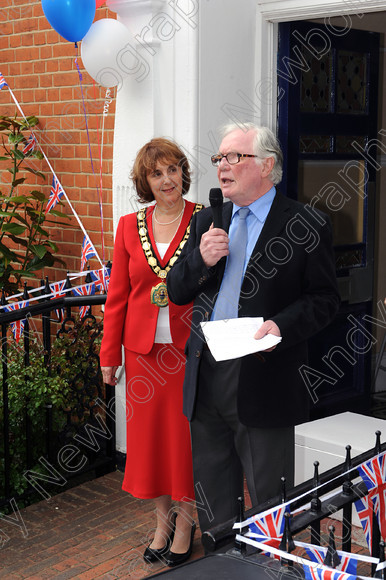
[295,411,386,483]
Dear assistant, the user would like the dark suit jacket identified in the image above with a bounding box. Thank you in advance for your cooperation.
[167,192,340,428]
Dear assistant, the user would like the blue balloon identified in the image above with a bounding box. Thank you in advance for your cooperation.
[42,0,96,43]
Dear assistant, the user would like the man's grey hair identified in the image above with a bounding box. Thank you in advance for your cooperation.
[221,122,283,185]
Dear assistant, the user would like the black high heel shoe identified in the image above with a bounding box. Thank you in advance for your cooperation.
[164,521,196,567]
[143,511,177,563]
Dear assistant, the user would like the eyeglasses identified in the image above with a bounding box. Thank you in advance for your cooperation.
[210,152,258,167]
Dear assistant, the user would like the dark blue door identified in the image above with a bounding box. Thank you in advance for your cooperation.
[277,21,380,419]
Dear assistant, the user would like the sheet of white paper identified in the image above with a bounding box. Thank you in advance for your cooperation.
[200,317,282,362]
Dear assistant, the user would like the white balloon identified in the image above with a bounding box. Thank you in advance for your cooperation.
[81,18,137,88]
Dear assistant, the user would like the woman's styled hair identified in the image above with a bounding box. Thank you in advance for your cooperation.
[131,137,191,203]
[221,122,283,185]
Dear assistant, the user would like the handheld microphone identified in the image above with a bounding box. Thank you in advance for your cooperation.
[209,188,223,229]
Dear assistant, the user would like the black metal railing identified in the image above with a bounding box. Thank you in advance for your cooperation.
[0,277,115,512]
[202,433,386,577]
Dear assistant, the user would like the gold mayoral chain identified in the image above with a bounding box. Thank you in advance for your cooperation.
[137,203,203,307]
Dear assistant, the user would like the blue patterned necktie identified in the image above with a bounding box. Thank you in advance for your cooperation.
[212,207,250,320]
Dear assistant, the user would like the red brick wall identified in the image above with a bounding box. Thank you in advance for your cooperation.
[0,0,116,290]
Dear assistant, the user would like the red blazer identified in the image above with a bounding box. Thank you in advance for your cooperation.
[100,200,202,366]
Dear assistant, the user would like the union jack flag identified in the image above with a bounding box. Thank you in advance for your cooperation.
[369,485,386,540]
[305,545,326,565]
[4,300,29,343]
[80,235,96,271]
[45,176,64,214]
[22,134,36,155]
[72,282,95,318]
[90,268,109,292]
[358,452,386,540]
[354,495,373,551]
[50,280,67,299]
[0,72,8,90]
[50,280,67,319]
[249,505,286,540]
[358,452,386,491]
[104,264,111,290]
[304,545,358,575]
[247,533,281,560]
[302,564,356,580]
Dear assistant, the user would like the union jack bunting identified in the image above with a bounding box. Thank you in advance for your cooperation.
[304,545,357,575]
[249,505,286,540]
[22,134,36,155]
[0,72,8,90]
[302,564,356,580]
[104,265,111,290]
[369,485,386,540]
[45,176,64,214]
[72,282,95,318]
[358,452,386,491]
[50,280,67,299]
[305,545,326,565]
[358,452,386,540]
[90,268,109,292]
[354,495,373,551]
[4,301,29,343]
[80,235,96,271]
[247,533,281,560]
[50,280,67,319]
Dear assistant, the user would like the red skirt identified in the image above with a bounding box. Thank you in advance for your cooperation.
[122,344,194,501]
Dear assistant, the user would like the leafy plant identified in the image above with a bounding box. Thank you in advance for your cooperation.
[0,114,70,293]
[0,316,104,500]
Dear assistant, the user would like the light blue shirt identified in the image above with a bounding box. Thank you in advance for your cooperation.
[211,187,276,320]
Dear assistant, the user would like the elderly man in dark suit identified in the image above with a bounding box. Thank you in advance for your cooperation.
[167,123,340,533]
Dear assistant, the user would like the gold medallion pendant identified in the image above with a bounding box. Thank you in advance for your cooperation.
[137,203,204,307]
[150,281,168,307]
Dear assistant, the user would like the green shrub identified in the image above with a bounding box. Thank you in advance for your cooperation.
[0,316,103,499]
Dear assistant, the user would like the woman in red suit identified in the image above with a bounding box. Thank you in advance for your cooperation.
[100,138,203,567]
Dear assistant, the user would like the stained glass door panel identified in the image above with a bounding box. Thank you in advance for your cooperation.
[278,21,379,419]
